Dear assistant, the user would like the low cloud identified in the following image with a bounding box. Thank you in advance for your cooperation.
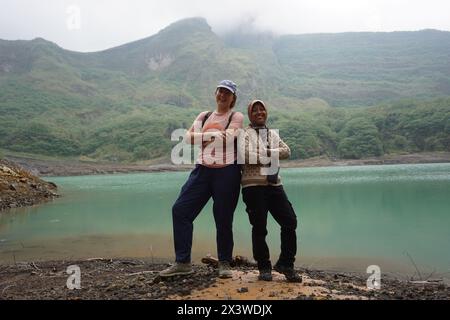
[1,0,450,52]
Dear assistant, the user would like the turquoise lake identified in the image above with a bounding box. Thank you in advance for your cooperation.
[1,163,449,278]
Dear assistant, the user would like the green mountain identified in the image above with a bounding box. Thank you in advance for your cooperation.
[1,17,449,161]
[274,30,450,106]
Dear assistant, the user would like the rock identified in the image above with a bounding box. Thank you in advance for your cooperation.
[179,289,191,296]
[106,284,118,292]
[1,159,60,212]
[237,287,249,293]
[47,181,57,189]
[1,166,19,176]
[152,276,162,284]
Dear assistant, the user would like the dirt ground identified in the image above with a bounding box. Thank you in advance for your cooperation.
[0,258,448,300]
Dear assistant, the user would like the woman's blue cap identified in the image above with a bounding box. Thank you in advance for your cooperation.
[217,80,237,95]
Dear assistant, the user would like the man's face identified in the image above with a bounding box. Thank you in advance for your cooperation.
[250,103,267,126]
[215,87,234,109]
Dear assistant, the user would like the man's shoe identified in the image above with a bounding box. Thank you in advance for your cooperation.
[159,262,194,277]
[274,264,302,283]
[258,269,273,281]
[218,261,233,278]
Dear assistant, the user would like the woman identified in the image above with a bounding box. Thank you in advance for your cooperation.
[160,80,244,278]
[239,99,302,282]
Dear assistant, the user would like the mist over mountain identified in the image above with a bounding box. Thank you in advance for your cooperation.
[1,17,449,161]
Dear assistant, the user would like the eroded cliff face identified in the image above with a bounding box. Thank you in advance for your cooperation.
[0,159,59,212]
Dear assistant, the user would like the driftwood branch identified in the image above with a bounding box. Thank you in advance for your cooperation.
[30,262,40,271]
[86,257,113,263]
[201,254,256,268]
[409,279,443,285]
[126,271,156,277]
[404,251,423,280]
[1,284,15,295]
[424,269,437,281]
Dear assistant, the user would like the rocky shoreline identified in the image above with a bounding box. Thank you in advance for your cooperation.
[0,258,448,300]
[4,152,450,177]
[0,159,59,212]
[282,152,450,168]
[5,155,193,177]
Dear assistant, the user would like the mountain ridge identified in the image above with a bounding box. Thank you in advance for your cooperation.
[1,17,449,161]
[2,18,450,105]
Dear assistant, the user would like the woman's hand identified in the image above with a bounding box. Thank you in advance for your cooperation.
[202,131,226,147]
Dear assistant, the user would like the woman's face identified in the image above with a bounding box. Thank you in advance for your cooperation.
[215,87,234,109]
[250,103,267,126]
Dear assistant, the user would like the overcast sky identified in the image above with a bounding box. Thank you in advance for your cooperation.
[1,0,450,52]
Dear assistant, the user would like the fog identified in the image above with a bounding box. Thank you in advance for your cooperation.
[1,0,450,52]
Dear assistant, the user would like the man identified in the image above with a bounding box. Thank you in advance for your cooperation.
[239,99,302,282]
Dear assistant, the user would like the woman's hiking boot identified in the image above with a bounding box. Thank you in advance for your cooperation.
[274,264,302,283]
[218,261,233,278]
[258,269,273,281]
[159,262,194,277]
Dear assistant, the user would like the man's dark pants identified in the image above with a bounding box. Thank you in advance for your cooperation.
[172,164,241,263]
[242,185,298,270]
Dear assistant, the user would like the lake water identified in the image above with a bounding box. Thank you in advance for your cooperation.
[1,163,449,278]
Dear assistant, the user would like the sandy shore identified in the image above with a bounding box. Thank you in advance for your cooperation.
[0,258,448,300]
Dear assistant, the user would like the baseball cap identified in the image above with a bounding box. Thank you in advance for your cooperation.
[216,80,237,95]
